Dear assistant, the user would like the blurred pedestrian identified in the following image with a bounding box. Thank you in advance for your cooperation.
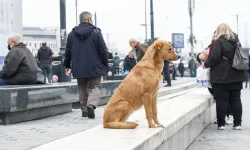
[64,11,108,119]
[129,39,148,62]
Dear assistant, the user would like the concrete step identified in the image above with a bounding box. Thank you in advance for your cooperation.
[32,88,215,150]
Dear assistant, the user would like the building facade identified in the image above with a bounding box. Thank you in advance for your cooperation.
[22,26,60,56]
[0,0,23,69]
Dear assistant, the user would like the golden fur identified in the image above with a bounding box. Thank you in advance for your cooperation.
[103,40,178,129]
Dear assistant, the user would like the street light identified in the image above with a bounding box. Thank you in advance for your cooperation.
[143,0,148,42]
[150,0,155,42]
[75,0,97,26]
[231,14,242,35]
[188,0,195,58]
[75,0,78,26]
[140,24,147,42]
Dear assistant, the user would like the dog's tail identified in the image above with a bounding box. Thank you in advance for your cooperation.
[103,122,138,129]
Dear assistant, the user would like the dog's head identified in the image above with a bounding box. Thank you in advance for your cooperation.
[153,40,178,61]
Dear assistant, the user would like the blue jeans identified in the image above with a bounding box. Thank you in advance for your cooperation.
[40,64,52,83]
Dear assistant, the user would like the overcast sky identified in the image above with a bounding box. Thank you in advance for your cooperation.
[22,0,250,55]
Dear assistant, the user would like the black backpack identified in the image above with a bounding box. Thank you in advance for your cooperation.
[224,42,249,70]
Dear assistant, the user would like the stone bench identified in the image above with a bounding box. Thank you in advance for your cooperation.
[0,81,122,125]
[32,88,215,150]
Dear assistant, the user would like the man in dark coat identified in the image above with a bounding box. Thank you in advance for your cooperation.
[163,60,171,87]
[123,51,136,72]
[188,58,197,77]
[129,39,148,62]
[37,42,53,83]
[64,11,108,119]
[178,60,185,77]
[0,33,38,85]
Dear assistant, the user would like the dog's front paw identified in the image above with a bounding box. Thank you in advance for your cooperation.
[149,124,157,128]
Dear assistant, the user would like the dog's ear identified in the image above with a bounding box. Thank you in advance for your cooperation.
[154,41,164,50]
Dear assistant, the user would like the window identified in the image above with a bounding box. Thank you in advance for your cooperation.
[34,43,36,48]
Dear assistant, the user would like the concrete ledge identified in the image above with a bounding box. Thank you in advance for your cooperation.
[32,88,215,150]
[0,81,122,125]
[72,81,196,109]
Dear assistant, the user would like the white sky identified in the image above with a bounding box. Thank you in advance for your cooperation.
[22,0,250,55]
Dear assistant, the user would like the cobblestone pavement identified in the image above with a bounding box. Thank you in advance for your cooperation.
[188,88,250,150]
[0,78,194,150]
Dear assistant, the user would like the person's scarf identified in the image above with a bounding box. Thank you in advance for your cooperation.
[208,40,216,56]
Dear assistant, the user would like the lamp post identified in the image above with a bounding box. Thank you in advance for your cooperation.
[140,24,147,42]
[188,0,195,58]
[143,0,148,41]
[59,0,66,56]
[231,14,240,35]
[94,12,97,26]
[150,0,155,43]
[75,0,78,26]
[140,0,148,43]
[75,0,97,26]
[58,0,71,82]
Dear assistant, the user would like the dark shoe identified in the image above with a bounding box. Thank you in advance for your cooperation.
[87,104,96,119]
[82,111,88,117]
[164,84,171,87]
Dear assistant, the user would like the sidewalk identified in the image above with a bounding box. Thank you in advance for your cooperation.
[188,88,250,150]
[0,78,195,150]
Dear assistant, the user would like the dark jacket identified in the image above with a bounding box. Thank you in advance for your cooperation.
[0,43,37,85]
[63,22,108,78]
[135,43,148,62]
[178,62,185,72]
[204,35,246,84]
[123,55,136,72]
[108,52,113,59]
[37,45,53,64]
[188,59,197,70]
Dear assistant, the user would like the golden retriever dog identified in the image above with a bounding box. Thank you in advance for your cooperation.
[103,40,178,129]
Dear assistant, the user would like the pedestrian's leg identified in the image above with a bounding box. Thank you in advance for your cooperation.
[41,64,47,83]
[213,85,229,128]
[77,78,89,117]
[226,103,232,117]
[166,72,171,86]
[226,100,234,125]
[230,89,242,127]
[87,77,101,118]
[117,67,120,74]
[47,64,53,83]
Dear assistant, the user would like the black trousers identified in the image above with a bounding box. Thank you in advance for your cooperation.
[213,84,242,127]
[179,70,184,77]
[163,61,171,86]
[172,70,176,80]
